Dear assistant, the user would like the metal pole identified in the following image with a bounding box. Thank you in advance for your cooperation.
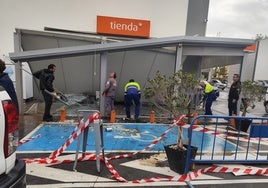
[94,119,101,173]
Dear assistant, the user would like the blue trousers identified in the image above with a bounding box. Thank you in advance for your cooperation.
[125,94,140,119]
[205,91,216,115]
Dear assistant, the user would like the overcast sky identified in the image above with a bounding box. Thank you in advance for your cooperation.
[206,0,268,39]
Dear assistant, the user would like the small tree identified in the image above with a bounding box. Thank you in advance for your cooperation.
[144,70,200,149]
[240,80,266,116]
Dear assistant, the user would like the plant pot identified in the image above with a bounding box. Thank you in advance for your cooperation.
[250,124,268,138]
[235,119,252,132]
[164,144,198,174]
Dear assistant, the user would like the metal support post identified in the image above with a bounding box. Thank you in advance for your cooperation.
[73,110,104,173]
[94,119,101,172]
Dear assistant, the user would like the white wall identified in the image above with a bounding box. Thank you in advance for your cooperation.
[0,0,188,56]
[254,39,268,80]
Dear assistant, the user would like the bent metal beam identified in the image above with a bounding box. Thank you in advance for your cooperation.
[9,36,254,62]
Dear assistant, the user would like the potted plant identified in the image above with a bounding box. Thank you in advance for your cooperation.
[236,80,266,132]
[144,70,200,174]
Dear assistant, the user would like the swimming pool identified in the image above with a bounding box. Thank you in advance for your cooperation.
[18,123,237,152]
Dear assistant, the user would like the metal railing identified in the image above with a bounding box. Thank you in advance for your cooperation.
[184,115,268,174]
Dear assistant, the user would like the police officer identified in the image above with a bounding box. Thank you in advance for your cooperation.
[228,74,241,116]
[124,79,141,120]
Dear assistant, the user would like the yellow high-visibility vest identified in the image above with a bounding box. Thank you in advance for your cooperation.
[124,81,141,92]
[204,83,214,94]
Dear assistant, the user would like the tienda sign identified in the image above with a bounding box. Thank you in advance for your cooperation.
[96,15,150,38]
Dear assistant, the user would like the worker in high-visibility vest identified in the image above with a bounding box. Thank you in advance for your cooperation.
[124,79,141,120]
[199,80,216,115]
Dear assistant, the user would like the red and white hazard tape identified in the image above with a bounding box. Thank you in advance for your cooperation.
[19,133,41,146]
[107,115,186,161]
[104,159,128,182]
[102,115,187,182]
[22,114,186,183]
[100,115,268,182]
[180,123,268,145]
[140,115,186,153]
[23,153,97,165]
[132,165,268,183]
[22,113,268,184]
[233,166,268,176]
[22,112,100,164]
[48,112,100,159]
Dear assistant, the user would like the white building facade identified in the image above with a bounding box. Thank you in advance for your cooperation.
[0,0,209,56]
[3,0,256,115]
[0,0,210,102]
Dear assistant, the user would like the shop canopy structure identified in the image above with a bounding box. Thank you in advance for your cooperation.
[9,29,255,114]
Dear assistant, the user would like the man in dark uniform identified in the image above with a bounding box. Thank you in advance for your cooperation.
[33,64,56,122]
[228,74,241,116]
[124,79,141,120]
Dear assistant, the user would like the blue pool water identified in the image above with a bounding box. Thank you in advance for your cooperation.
[18,123,237,152]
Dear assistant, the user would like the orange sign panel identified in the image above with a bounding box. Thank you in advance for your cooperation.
[97,15,150,38]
